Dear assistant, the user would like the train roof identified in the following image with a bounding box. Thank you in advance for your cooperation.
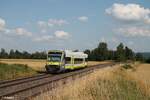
[65,50,88,58]
[48,50,63,53]
[48,50,88,58]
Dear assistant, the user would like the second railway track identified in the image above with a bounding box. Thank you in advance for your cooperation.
[0,62,117,100]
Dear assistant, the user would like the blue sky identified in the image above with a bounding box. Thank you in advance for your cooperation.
[0,0,150,52]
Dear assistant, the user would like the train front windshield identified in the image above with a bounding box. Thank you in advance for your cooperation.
[47,53,62,62]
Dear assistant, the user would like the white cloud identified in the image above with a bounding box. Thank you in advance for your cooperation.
[78,16,88,22]
[48,19,68,27]
[37,21,48,28]
[0,17,70,45]
[15,28,32,37]
[117,27,150,37]
[37,19,68,33]
[33,35,53,42]
[0,18,32,37]
[33,30,70,42]
[1,27,33,37]
[0,18,6,31]
[54,30,70,39]
[106,3,150,24]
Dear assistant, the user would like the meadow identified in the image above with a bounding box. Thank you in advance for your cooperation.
[0,59,149,99]
[0,59,110,71]
[34,63,150,100]
[0,63,37,80]
[0,59,46,71]
[0,59,109,80]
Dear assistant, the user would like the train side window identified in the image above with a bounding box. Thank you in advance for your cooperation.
[65,57,71,64]
[74,58,83,64]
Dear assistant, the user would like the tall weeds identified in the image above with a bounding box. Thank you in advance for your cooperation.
[34,66,150,100]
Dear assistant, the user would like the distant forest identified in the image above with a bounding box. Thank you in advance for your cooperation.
[84,42,146,62]
[0,42,149,63]
[0,49,47,59]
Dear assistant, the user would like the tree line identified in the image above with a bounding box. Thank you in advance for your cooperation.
[0,42,145,62]
[84,42,144,62]
[0,49,47,59]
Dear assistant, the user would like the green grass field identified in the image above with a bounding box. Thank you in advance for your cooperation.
[0,63,37,80]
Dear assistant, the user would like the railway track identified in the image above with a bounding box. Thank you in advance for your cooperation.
[0,62,116,100]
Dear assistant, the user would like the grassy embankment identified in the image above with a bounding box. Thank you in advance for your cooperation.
[0,63,37,80]
[34,63,150,100]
